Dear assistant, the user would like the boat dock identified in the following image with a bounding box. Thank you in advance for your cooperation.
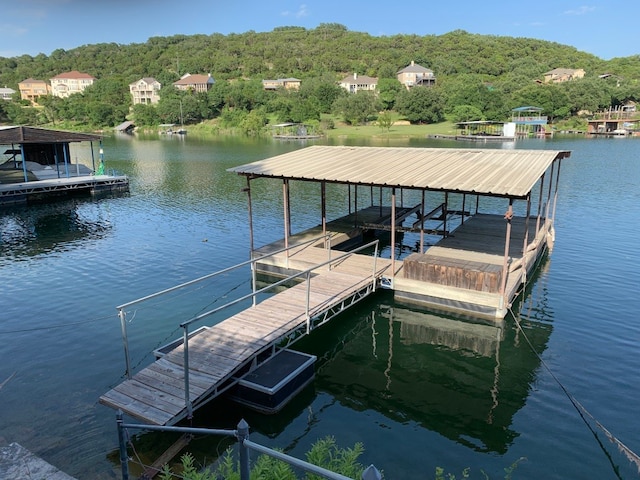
[0,126,129,205]
[101,145,569,425]
[100,240,389,425]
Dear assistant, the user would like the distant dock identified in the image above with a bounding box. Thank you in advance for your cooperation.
[0,126,129,205]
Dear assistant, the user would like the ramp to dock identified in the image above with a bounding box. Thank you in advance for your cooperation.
[100,242,387,425]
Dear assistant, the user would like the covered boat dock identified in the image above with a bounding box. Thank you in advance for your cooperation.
[229,145,571,321]
[0,126,129,205]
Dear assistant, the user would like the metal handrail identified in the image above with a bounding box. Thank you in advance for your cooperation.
[179,238,380,417]
[116,413,381,480]
[117,233,331,380]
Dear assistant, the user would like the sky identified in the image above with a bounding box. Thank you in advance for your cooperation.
[2,0,639,60]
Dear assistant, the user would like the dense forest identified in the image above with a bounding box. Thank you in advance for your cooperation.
[1,24,638,130]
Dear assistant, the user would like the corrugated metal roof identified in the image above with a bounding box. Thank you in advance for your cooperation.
[228,145,571,198]
[0,126,101,144]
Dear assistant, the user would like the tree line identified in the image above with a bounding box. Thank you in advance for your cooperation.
[0,25,638,131]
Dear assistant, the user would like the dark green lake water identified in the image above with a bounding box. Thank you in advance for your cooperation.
[1,134,639,479]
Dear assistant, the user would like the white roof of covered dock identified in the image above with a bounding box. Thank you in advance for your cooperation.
[229,145,570,198]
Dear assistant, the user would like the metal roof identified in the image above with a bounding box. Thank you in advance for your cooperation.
[228,145,571,198]
[0,126,101,144]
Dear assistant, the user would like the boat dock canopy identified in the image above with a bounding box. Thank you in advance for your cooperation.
[0,125,101,144]
[228,145,570,199]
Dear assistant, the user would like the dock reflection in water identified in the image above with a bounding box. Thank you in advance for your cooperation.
[296,297,552,455]
[0,199,113,259]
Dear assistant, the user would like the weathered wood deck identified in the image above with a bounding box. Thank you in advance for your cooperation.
[100,254,389,425]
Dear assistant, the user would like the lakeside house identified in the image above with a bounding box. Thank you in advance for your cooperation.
[397,61,436,89]
[50,71,96,98]
[262,78,301,90]
[0,87,15,100]
[339,73,378,93]
[173,73,215,93]
[18,78,51,105]
[543,68,585,83]
[129,77,161,105]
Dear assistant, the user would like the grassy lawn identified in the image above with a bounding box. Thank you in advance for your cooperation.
[325,120,457,139]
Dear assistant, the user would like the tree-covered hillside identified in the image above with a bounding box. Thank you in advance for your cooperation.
[1,24,638,129]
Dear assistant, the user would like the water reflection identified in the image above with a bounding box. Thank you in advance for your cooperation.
[0,199,113,260]
[295,298,552,455]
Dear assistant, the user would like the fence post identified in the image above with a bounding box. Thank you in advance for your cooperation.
[237,419,250,480]
[118,308,132,380]
[305,271,311,334]
[116,410,130,480]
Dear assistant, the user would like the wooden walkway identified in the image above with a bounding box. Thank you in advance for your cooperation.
[100,254,390,425]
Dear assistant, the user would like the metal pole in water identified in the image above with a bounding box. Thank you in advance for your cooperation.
[116,410,130,480]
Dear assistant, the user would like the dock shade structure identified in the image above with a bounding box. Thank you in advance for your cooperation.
[0,126,129,205]
[229,145,571,321]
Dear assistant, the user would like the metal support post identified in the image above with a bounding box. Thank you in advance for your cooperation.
[237,419,250,480]
[118,308,132,380]
[183,325,193,419]
[116,410,130,480]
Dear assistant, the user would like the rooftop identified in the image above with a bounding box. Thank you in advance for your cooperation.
[229,145,570,199]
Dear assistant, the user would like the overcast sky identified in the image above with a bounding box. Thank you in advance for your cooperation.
[2,0,637,60]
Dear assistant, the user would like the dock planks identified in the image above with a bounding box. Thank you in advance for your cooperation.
[100,264,382,426]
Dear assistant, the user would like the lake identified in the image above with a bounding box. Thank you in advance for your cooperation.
[1,133,639,479]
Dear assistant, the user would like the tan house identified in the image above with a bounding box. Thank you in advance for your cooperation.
[397,61,436,89]
[129,77,161,105]
[18,78,51,104]
[50,71,96,98]
[262,78,301,90]
[543,68,585,83]
[339,73,378,94]
[173,73,215,93]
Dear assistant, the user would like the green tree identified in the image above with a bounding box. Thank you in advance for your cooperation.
[377,78,403,110]
[450,104,485,122]
[332,91,379,125]
[377,110,394,132]
[395,86,445,123]
[131,103,160,126]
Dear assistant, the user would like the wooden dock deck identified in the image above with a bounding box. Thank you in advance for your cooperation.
[100,248,390,425]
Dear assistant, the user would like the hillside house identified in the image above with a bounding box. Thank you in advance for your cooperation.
[130,77,161,105]
[50,71,96,98]
[0,87,15,100]
[397,61,436,89]
[262,78,301,90]
[18,78,51,105]
[339,73,378,94]
[173,73,215,93]
[543,68,585,83]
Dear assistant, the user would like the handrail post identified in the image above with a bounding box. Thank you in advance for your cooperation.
[372,241,379,291]
[237,419,250,480]
[116,410,130,480]
[305,271,312,334]
[118,308,132,380]
[251,260,257,307]
[183,325,193,419]
[328,233,332,266]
